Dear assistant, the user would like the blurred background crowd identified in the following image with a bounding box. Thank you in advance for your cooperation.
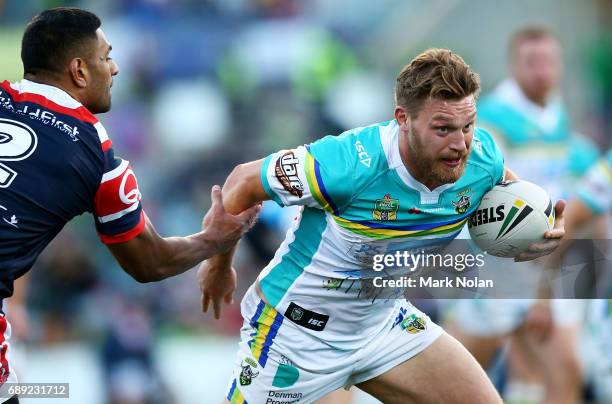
[0,0,610,403]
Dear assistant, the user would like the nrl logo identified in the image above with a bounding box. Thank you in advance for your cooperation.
[290,307,304,321]
[373,194,399,221]
[452,189,472,214]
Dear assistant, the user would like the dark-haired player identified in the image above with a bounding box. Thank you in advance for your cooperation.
[0,8,258,400]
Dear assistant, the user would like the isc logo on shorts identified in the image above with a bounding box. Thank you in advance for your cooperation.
[284,302,329,331]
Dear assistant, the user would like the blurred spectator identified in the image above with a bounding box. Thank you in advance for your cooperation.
[448,26,596,404]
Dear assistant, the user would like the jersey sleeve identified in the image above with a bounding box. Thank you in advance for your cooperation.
[471,127,505,187]
[575,150,612,215]
[260,135,355,214]
[93,128,145,244]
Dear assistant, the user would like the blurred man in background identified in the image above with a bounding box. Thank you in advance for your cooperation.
[0,8,258,401]
[446,26,600,404]
[548,150,611,403]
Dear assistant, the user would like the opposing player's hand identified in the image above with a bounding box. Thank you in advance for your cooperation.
[515,200,566,262]
[202,185,260,254]
[198,259,237,319]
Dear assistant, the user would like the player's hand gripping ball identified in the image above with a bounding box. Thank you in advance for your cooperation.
[468,181,556,258]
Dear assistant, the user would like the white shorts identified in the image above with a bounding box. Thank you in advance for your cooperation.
[226,286,444,404]
[447,299,585,336]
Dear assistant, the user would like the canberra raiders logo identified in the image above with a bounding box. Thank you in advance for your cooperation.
[373,194,399,221]
[239,358,259,386]
[400,314,426,334]
[452,189,472,214]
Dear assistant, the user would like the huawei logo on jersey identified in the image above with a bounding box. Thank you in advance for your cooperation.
[275,151,304,198]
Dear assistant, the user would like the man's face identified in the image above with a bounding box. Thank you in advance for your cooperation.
[84,29,118,113]
[512,37,561,103]
[398,96,476,188]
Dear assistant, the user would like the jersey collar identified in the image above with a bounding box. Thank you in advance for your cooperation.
[12,79,83,109]
[380,120,455,204]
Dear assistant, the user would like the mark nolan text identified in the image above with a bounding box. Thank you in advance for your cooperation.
[373,276,494,288]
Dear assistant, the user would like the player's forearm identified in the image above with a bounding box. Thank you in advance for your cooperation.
[111,216,235,282]
[207,160,268,267]
[223,161,268,214]
[152,231,224,280]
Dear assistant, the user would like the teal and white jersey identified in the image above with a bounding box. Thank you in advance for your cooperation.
[257,120,504,348]
[478,79,599,200]
[576,149,612,215]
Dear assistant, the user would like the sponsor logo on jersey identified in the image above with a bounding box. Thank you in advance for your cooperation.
[408,207,422,214]
[400,314,426,334]
[354,140,371,168]
[284,302,328,331]
[392,307,408,329]
[275,151,304,198]
[322,278,344,290]
[373,194,399,221]
[267,390,303,402]
[452,189,472,214]
[495,199,534,239]
[468,205,505,228]
[0,98,80,141]
[240,358,259,386]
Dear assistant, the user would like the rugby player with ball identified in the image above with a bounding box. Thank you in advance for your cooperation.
[199,49,566,403]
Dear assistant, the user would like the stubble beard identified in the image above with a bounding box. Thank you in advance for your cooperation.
[407,125,469,186]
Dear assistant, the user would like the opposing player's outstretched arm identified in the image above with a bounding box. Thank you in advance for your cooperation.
[107,185,260,283]
[198,159,271,318]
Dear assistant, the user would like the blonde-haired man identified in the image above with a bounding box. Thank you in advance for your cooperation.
[200,49,566,403]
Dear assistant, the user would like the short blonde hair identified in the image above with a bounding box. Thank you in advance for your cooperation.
[395,48,480,117]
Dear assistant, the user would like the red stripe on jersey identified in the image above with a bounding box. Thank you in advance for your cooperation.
[99,211,146,244]
[101,139,112,152]
[95,162,142,218]
[0,80,98,125]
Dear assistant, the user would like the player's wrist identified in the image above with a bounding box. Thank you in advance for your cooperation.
[195,230,236,264]
[209,249,235,268]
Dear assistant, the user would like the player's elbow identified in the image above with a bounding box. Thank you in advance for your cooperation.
[225,161,266,205]
[226,163,255,192]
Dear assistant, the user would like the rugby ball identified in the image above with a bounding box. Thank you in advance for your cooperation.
[467,180,555,257]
